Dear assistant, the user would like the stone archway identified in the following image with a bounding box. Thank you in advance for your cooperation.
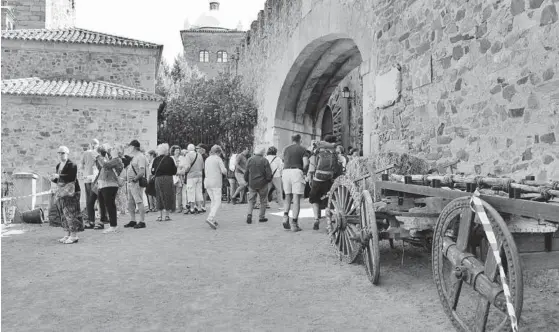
[320,105,333,140]
[273,34,362,147]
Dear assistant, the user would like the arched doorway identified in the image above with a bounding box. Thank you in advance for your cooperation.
[321,106,333,140]
[273,34,362,148]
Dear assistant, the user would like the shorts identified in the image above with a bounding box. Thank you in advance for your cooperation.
[235,172,247,187]
[127,181,144,204]
[308,180,333,209]
[282,168,305,195]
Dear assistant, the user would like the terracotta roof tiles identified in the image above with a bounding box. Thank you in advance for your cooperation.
[1,78,162,101]
[1,28,163,49]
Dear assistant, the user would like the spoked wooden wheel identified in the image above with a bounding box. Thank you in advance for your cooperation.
[360,190,380,285]
[432,197,523,332]
[326,175,362,264]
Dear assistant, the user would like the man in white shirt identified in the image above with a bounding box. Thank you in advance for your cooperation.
[265,146,284,209]
[123,140,149,229]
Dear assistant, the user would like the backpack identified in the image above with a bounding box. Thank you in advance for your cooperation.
[313,147,343,181]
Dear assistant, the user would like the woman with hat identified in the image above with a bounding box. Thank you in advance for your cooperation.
[50,146,83,244]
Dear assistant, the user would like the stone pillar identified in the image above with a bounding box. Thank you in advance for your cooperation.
[341,100,350,149]
[12,172,38,213]
[361,71,376,156]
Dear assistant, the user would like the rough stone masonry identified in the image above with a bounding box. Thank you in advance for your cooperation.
[234,0,559,181]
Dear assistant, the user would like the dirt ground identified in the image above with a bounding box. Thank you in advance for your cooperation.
[2,202,558,332]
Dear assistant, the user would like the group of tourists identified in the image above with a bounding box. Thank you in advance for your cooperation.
[49,133,355,243]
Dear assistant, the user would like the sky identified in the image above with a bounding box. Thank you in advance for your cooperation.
[75,0,266,63]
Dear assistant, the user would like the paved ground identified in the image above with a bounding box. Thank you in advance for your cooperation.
[2,202,558,332]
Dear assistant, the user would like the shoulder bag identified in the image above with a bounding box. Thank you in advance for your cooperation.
[91,160,102,195]
[147,156,165,196]
[131,163,148,188]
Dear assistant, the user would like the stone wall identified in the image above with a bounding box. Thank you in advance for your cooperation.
[370,0,559,180]
[1,41,159,93]
[234,0,559,180]
[45,0,75,29]
[181,30,245,78]
[6,0,45,29]
[1,95,159,178]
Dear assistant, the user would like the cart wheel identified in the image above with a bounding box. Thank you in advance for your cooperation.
[327,175,362,264]
[360,190,380,285]
[432,197,523,332]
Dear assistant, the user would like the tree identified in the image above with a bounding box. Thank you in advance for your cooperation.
[157,57,258,157]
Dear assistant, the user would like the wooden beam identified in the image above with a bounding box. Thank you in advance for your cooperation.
[520,251,559,270]
[375,182,559,222]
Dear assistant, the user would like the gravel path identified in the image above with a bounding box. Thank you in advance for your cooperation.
[2,202,557,331]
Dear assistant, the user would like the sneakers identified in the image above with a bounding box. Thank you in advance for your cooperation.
[134,222,146,229]
[259,217,268,223]
[282,215,290,229]
[290,222,302,232]
[246,215,252,224]
[102,226,118,234]
[123,221,137,228]
[313,219,320,231]
[205,219,218,230]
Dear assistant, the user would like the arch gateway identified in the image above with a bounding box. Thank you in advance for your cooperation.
[234,0,559,180]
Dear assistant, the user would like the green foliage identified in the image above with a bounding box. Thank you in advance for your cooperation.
[156,54,258,157]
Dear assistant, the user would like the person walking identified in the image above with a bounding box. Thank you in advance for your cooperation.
[307,135,342,231]
[51,146,83,244]
[281,134,309,232]
[265,146,284,209]
[244,146,273,224]
[123,140,148,229]
[203,145,227,229]
[151,143,177,221]
[177,149,189,212]
[230,147,249,204]
[183,144,205,215]
[96,144,124,233]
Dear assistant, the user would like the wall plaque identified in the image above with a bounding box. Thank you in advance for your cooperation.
[374,65,402,109]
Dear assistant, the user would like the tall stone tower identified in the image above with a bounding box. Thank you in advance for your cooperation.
[1,0,76,30]
[180,0,245,78]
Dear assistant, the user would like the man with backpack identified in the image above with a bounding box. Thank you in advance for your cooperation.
[306,135,343,230]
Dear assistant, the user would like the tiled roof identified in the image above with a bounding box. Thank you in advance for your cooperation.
[1,78,162,101]
[1,28,163,49]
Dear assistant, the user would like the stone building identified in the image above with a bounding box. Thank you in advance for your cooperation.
[232,0,559,181]
[1,1,163,187]
[180,0,245,78]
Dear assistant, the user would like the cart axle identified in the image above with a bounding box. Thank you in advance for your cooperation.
[442,237,508,313]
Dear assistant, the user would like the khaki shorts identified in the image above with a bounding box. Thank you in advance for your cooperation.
[127,181,144,204]
[235,172,246,186]
[282,168,305,195]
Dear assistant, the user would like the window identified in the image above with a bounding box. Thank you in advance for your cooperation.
[199,50,209,62]
[217,51,228,63]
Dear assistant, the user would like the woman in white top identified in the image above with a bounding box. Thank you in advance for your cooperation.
[204,145,227,229]
[265,146,284,209]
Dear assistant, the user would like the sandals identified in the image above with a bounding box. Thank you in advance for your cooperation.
[58,236,69,243]
[156,216,171,221]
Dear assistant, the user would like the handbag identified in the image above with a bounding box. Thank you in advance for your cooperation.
[131,164,148,188]
[147,156,165,196]
[55,181,76,199]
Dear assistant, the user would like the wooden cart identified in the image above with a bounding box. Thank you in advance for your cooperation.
[326,164,559,332]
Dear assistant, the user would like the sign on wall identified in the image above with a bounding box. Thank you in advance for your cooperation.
[374,65,402,109]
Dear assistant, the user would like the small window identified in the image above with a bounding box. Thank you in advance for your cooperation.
[199,50,209,62]
[217,51,228,63]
